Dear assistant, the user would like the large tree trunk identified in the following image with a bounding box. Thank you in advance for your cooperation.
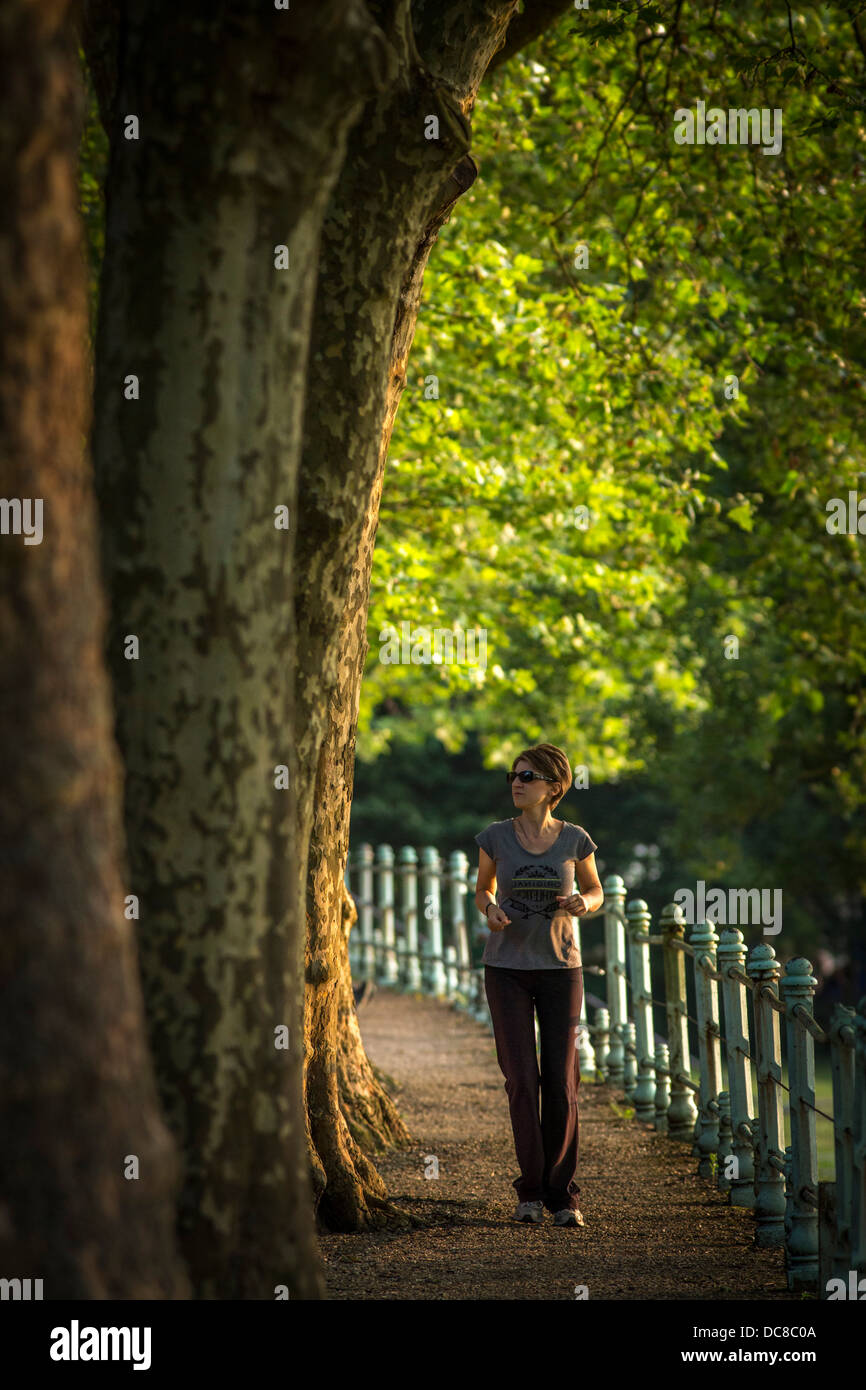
[304,587,413,1231]
[298,0,520,1230]
[82,0,395,1297]
[0,0,186,1297]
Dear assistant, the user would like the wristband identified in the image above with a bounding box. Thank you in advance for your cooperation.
[484,901,495,919]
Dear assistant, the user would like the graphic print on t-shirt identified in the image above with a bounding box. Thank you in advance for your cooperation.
[500,863,563,921]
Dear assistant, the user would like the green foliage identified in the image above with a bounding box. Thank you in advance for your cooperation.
[75,13,866,960]
[358,2,866,949]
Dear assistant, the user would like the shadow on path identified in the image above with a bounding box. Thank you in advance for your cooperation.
[319,989,804,1301]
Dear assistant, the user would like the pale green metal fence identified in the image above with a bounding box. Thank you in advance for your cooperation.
[345,844,865,1299]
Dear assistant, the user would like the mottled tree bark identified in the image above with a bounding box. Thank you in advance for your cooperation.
[0,0,186,1297]
[304,579,413,1231]
[82,1,395,1296]
[298,0,522,1230]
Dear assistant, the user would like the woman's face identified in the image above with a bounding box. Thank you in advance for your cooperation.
[511,757,560,813]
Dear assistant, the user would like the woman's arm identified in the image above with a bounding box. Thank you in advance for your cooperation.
[475,847,511,928]
[474,846,497,916]
[556,851,603,916]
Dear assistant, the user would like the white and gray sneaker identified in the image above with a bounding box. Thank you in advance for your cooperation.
[553,1207,585,1227]
[513,1199,545,1223]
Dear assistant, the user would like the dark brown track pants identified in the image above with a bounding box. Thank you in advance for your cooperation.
[484,964,584,1212]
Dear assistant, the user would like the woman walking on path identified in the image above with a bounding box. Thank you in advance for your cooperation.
[474,743,603,1227]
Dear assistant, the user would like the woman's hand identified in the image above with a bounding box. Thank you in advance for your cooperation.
[486,905,512,931]
[556,893,588,917]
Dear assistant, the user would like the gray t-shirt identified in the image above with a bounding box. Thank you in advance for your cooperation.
[475,818,598,969]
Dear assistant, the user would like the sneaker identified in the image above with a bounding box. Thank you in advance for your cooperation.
[513,1199,545,1223]
[553,1207,585,1227]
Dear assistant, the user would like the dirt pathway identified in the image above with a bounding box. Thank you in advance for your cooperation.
[318,988,802,1301]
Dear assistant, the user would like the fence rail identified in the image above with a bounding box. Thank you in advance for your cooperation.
[345,841,866,1298]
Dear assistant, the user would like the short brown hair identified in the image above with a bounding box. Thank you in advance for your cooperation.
[511,743,572,810]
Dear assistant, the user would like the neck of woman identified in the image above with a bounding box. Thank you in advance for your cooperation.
[517,809,557,837]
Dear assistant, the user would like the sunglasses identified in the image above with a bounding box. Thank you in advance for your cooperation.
[506,770,556,784]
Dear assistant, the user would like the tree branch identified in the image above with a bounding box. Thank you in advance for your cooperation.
[485,0,577,75]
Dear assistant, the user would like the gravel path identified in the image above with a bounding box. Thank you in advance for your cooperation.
[319,988,803,1301]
